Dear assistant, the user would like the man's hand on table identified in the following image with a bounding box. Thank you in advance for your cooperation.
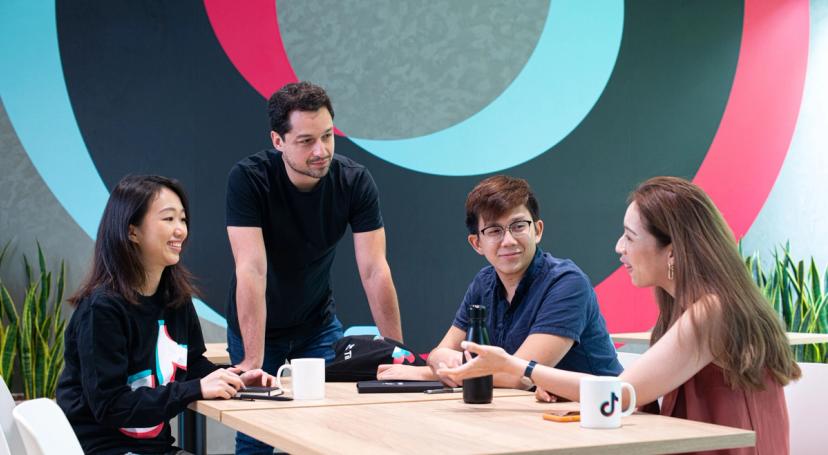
[376,364,437,381]
[427,348,464,387]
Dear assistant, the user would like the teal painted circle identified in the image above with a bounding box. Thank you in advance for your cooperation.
[0,0,109,239]
[0,1,227,328]
[348,0,624,176]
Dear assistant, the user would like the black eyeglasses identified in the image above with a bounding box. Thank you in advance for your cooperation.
[479,220,533,242]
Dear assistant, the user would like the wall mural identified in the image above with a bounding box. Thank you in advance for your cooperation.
[0,0,809,350]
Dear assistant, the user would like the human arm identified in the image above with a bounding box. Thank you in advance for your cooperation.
[181,300,273,396]
[440,299,717,406]
[227,226,267,371]
[199,369,244,399]
[502,267,598,390]
[427,330,573,389]
[614,300,716,406]
[226,367,278,388]
[376,364,436,381]
[354,227,402,341]
[496,334,574,389]
[427,326,467,386]
[429,265,582,388]
[76,301,241,427]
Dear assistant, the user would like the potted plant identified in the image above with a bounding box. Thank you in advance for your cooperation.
[743,242,828,363]
[744,243,828,453]
[0,240,67,399]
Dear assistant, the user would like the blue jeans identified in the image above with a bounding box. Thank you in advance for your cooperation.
[227,317,343,455]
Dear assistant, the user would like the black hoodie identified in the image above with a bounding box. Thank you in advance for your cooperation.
[57,287,218,454]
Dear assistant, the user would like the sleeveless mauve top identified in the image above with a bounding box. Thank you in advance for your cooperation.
[661,363,789,454]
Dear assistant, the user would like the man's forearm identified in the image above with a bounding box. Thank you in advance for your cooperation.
[363,268,403,341]
[236,269,266,369]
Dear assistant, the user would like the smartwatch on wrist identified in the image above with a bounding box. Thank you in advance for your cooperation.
[520,360,538,388]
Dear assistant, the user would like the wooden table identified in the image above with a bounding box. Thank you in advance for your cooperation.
[611,331,828,346]
[192,383,754,454]
[190,381,533,421]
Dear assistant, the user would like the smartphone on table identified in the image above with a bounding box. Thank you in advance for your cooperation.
[542,410,580,422]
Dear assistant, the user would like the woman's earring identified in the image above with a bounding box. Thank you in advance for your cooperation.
[668,262,674,281]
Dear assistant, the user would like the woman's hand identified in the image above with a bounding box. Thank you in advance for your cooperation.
[229,367,278,387]
[199,368,243,399]
[436,341,515,384]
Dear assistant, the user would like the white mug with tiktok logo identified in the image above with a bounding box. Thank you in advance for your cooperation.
[579,376,636,429]
[276,358,326,400]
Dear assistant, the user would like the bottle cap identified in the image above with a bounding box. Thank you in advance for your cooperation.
[469,304,487,320]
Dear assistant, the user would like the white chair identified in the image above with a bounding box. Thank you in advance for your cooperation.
[12,398,84,455]
[0,376,24,455]
[785,361,828,455]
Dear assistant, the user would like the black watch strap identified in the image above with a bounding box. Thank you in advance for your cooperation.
[523,360,538,380]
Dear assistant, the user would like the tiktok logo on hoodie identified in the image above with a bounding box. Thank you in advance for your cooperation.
[391,346,416,364]
[120,320,188,439]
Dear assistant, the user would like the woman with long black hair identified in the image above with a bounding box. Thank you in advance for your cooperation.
[57,175,275,454]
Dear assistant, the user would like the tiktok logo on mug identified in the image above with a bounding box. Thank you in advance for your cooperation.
[600,391,619,417]
[580,377,636,429]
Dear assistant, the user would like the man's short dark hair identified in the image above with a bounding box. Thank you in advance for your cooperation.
[465,175,540,235]
[268,81,335,137]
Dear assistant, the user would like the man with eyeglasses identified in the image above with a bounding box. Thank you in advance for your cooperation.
[379,175,620,388]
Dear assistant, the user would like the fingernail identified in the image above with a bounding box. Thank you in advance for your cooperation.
[460,341,468,349]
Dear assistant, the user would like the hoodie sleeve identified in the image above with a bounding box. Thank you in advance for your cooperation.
[76,296,203,428]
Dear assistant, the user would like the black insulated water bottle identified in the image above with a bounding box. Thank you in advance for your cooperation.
[463,304,493,404]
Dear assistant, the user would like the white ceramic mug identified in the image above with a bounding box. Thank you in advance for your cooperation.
[276,358,326,400]
[579,376,636,429]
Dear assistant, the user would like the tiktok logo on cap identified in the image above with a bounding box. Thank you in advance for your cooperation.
[600,392,619,417]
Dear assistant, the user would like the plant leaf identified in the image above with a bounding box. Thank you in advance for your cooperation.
[23,254,32,289]
[19,283,37,399]
[0,240,10,270]
[0,285,18,326]
[0,326,17,384]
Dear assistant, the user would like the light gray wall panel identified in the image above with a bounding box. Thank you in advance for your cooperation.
[0,99,93,306]
[278,0,549,139]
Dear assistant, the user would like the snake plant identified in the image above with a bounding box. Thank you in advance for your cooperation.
[0,241,18,384]
[743,243,828,363]
[0,241,67,398]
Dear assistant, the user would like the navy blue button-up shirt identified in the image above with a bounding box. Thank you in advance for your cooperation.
[453,249,622,376]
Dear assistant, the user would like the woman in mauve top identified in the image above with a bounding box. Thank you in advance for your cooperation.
[439,176,801,455]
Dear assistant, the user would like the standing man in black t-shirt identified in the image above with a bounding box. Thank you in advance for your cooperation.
[225,81,403,454]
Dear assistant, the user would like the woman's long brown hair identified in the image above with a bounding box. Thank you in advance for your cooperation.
[69,175,199,309]
[633,177,800,389]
